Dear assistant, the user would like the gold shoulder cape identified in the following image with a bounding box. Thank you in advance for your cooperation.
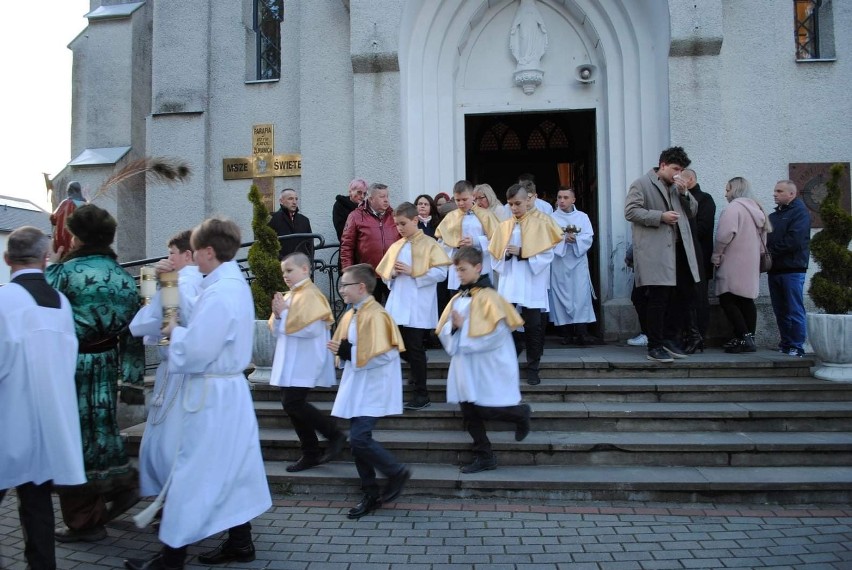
[531,208,565,234]
[266,280,334,334]
[488,212,563,261]
[436,286,524,338]
[332,296,406,367]
[434,206,499,248]
[375,230,452,280]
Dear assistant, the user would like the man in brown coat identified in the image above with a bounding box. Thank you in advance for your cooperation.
[624,146,700,363]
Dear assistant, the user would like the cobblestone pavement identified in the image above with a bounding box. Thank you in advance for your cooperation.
[2,492,851,569]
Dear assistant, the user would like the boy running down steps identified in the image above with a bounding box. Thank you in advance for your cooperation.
[437,246,532,474]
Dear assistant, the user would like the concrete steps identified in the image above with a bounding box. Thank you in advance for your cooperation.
[122,348,852,503]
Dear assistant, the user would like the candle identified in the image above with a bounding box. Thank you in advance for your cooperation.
[159,271,180,308]
[140,265,157,298]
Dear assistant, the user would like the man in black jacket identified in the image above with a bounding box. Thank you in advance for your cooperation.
[332,179,367,241]
[269,188,314,260]
[684,168,716,349]
[767,180,811,357]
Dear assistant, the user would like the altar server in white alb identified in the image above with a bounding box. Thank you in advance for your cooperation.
[377,202,451,411]
[124,218,271,570]
[0,226,85,570]
[327,263,410,520]
[489,183,562,386]
[550,187,596,345]
[437,247,531,474]
[434,180,499,291]
[269,252,346,473]
[129,230,203,501]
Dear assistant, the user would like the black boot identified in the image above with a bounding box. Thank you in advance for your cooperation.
[741,333,756,353]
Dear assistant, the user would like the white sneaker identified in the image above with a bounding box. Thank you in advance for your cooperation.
[627,333,648,347]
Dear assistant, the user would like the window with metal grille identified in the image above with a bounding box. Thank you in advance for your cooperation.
[255,0,284,80]
[794,0,836,61]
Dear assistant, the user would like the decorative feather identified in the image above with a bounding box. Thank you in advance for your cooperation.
[90,157,192,202]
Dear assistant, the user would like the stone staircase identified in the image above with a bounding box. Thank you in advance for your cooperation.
[123,345,852,504]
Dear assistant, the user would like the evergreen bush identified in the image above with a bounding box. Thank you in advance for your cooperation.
[808,163,852,314]
[247,185,286,317]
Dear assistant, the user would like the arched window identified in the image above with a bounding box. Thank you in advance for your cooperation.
[479,123,522,152]
[255,0,284,79]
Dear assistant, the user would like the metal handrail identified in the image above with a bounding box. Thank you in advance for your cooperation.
[120,233,346,320]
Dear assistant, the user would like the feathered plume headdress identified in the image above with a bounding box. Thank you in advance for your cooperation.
[89,156,192,202]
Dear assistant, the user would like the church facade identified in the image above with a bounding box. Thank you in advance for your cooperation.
[55,0,850,339]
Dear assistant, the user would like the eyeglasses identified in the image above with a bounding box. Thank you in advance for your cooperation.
[474,195,487,202]
[338,281,362,290]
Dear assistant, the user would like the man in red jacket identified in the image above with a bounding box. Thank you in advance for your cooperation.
[340,183,400,304]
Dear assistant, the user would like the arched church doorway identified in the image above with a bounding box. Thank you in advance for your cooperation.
[464,110,601,338]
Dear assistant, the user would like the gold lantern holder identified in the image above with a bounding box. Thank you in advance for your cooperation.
[139,265,157,305]
[158,271,180,346]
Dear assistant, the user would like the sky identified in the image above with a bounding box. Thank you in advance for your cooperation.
[0,0,90,211]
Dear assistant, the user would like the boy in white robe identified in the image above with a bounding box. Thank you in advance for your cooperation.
[1,227,85,570]
[269,252,345,472]
[437,246,531,474]
[435,180,499,291]
[125,218,271,570]
[327,264,410,519]
[129,230,203,499]
[489,184,562,385]
[377,202,451,410]
[550,188,597,344]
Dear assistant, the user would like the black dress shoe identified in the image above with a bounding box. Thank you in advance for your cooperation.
[515,403,531,441]
[197,540,256,565]
[286,455,322,472]
[460,456,497,473]
[125,554,184,570]
[382,467,411,503]
[347,494,381,519]
[320,435,347,464]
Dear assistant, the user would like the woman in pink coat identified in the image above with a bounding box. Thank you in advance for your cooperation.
[711,177,772,353]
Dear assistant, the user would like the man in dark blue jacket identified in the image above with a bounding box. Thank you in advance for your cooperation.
[767,180,811,357]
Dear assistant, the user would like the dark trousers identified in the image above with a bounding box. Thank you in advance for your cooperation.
[631,284,649,335]
[373,280,391,305]
[718,292,757,338]
[645,241,696,349]
[1,481,56,570]
[512,306,543,371]
[281,387,343,459]
[399,326,429,400]
[460,402,527,459]
[349,417,405,497]
[694,278,711,339]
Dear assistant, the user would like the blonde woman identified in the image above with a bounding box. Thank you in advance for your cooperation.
[473,184,511,221]
[712,177,772,353]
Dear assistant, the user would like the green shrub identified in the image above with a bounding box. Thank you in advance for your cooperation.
[808,163,852,314]
[247,185,286,317]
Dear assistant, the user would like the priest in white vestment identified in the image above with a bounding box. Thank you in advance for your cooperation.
[550,188,596,344]
[0,227,85,570]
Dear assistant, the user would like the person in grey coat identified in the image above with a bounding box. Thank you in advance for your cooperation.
[624,146,700,363]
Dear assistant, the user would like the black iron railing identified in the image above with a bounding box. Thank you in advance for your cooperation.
[120,233,346,320]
